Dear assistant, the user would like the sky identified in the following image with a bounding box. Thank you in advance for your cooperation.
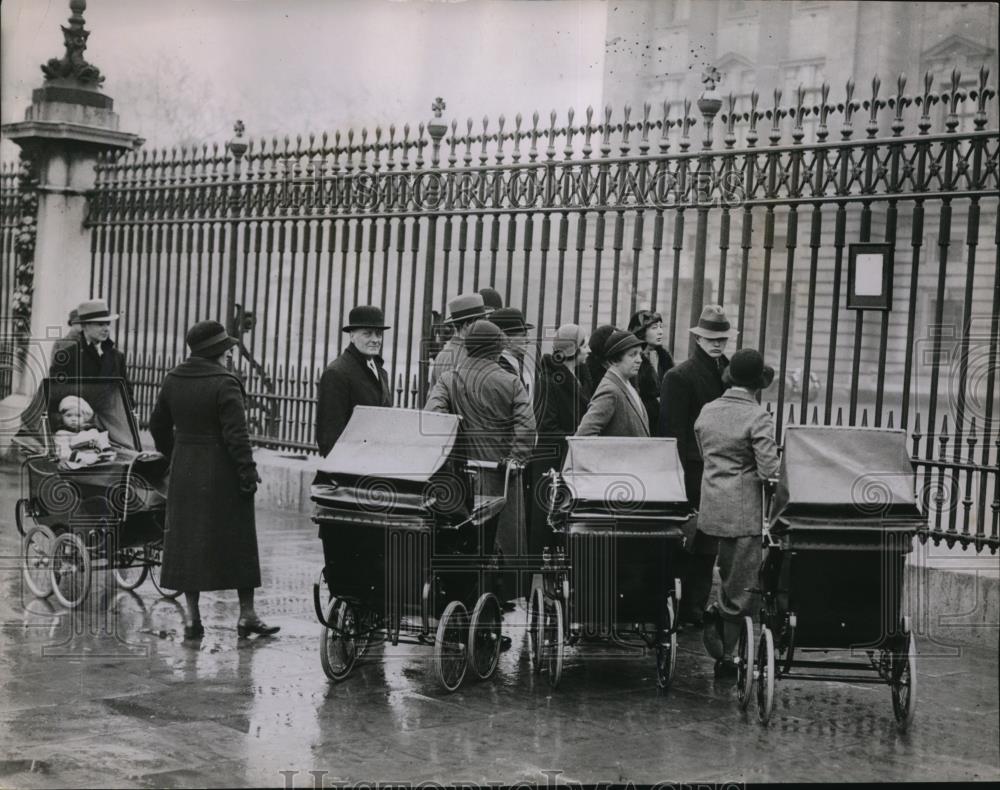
[1,0,610,158]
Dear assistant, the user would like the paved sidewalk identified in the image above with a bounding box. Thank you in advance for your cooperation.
[0,468,997,787]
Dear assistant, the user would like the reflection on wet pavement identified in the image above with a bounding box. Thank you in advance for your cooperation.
[0,470,997,787]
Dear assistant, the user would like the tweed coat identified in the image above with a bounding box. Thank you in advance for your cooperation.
[658,344,729,458]
[49,334,134,406]
[424,355,536,464]
[149,356,261,591]
[636,346,674,436]
[694,388,781,538]
[425,355,535,558]
[315,343,392,456]
[429,336,467,389]
[575,366,650,438]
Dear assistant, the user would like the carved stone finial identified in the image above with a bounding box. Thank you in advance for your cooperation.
[432,97,446,118]
[701,66,722,91]
[41,0,105,87]
[228,119,248,161]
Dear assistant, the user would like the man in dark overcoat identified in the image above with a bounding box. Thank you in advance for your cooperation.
[315,306,393,457]
[658,304,734,627]
[150,319,277,640]
[49,298,133,405]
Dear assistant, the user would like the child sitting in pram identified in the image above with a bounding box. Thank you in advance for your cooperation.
[53,396,115,469]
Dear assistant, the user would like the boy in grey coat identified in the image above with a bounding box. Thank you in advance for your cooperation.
[694,348,780,678]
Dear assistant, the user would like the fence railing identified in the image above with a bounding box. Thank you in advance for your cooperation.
[68,66,1000,555]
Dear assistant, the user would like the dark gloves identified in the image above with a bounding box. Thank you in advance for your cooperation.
[241,470,263,498]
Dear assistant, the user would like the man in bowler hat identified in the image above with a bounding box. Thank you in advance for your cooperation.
[315,306,392,456]
[659,304,735,626]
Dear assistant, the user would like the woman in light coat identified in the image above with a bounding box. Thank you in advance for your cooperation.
[575,330,649,438]
[694,348,780,678]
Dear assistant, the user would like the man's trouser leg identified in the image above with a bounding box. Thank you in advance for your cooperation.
[677,461,718,624]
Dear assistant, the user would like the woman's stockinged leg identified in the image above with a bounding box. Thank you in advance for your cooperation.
[185,591,201,624]
[237,587,255,621]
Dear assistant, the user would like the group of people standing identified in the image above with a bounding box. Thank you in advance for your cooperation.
[315,291,781,678]
[44,289,780,674]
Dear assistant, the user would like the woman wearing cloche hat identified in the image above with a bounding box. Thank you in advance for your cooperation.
[150,320,279,641]
[575,329,650,437]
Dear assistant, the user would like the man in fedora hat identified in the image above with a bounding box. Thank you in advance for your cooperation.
[429,293,489,388]
[694,348,779,678]
[658,304,736,627]
[49,298,133,403]
[52,309,82,357]
[315,305,392,456]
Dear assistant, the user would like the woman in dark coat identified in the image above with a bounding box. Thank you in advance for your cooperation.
[150,320,278,641]
[529,324,591,554]
[584,323,616,392]
[627,309,674,435]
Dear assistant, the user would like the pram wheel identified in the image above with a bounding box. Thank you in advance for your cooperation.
[756,626,775,725]
[543,597,564,688]
[15,498,31,538]
[319,598,358,681]
[467,592,502,681]
[22,525,56,599]
[113,548,148,591]
[891,620,917,732]
[736,615,755,710]
[527,585,544,673]
[434,600,469,692]
[50,532,92,609]
[655,597,677,691]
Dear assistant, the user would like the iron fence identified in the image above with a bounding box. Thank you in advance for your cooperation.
[75,67,1000,552]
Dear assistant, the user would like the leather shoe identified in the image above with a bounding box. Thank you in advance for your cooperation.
[183,622,204,640]
[702,609,725,660]
[237,618,280,638]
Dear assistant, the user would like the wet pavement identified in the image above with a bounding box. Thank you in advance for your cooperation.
[0,466,997,788]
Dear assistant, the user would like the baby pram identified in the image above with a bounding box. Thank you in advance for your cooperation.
[14,377,173,608]
[537,437,693,689]
[739,426,925,730]
[311,406,522,691]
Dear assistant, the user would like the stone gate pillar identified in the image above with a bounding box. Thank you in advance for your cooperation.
[0,0,141,451]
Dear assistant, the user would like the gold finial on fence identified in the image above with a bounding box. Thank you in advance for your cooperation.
[973,65,993,130]
[917,71,936,134]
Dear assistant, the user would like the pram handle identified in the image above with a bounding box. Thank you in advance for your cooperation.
[464,458,524,504]
[762,477,780,546]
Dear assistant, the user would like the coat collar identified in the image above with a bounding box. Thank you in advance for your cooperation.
[693,343,728,375]
[605,365,647,420]
[168,355,244,384]
[345,341,385,369]
[720,387,758,403]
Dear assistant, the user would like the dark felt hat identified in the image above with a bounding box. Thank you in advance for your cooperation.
[478,287,503,311]
[465,320,504,360]
[628,308,663,337]
[722,348,775,391]
[488,307,534,334]
[588,324,617,360]
[603,329,644,360]
[186,320,239,359]
[342,305,390,332]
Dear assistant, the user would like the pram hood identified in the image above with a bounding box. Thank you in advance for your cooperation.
[770,426,923,530]
[554,437,692,525]
[312,407,468,520]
